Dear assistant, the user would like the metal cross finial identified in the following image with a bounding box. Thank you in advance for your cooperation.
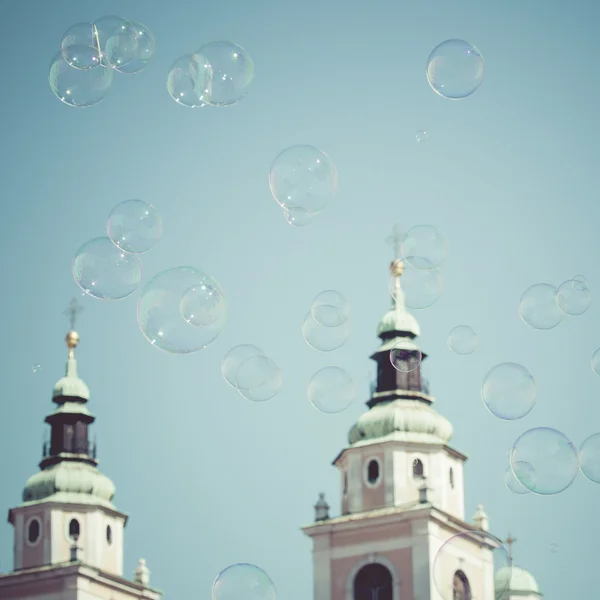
[385,224,405,261]
[64,297,84,331]
[504,533,517,561]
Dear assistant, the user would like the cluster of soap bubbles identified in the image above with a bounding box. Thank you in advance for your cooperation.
[302,290,350,351]
[433,530,511,600]
[221,345,282,402]
[73,199,162,300]
[519,275,592,331]
[167,41,254,108]
[50,16,155,107]
[213,563,276,600]
[269,145,339,227]
[388,225,446,310]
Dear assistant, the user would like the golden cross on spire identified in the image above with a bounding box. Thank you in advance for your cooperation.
[504,533,517,562]
[64,297,84,332]
[385,224,405,261]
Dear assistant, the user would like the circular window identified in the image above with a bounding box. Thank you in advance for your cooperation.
[367,459,380,484]
[27,518,41,545]
[68,518,80,541]
[106,525,112,545]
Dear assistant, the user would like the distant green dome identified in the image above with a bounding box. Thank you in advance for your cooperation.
[23,461,115,504]
[377,307,420,338]
[496,566,541,596]
[52,357,90,400]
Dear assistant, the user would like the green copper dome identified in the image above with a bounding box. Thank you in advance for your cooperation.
[495,566,541,596]
[23,461,115,504]
[53,357,90,401]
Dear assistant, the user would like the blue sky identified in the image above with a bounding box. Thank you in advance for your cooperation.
[1,0,599,598]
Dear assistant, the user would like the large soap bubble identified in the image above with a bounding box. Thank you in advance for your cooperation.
[236,356,283,403]
[213,563,276,600]
[61,23,101,70]
[190,41,254,106]
[482,362,536,420]
[302,312,349,351]
[91,16,131,68]
[137,267,226,354]
[311,290,350,327]
[222,345,265,388]
[269,145,338,214]
[389,258,443,309]
[113,22,155,74]
[447,325,478,355]
[107,199,162,254]
[555,277,592,316]
[519,283,565,330]
[426,39,484,100]
[401,224,447,269]
[308,366,355,414]
[167,55,207,107]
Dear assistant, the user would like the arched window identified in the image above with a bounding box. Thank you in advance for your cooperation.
[453,570,471,600]
[449,467,455,488]
[412,458,424,479]
[367,460,380,484]
[343,472,348,495]
[354,563,393,600]
[68,518,80,541]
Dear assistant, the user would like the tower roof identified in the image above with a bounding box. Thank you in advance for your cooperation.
[52,331,90,402]
[495,566,541,595]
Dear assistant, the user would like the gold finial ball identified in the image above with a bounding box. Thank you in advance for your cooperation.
[390,259,404,277]
[66,331,80,349]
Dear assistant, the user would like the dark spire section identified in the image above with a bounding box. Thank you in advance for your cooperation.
[39,299,97,470]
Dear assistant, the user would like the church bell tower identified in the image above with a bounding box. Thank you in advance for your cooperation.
[0,300,162,600]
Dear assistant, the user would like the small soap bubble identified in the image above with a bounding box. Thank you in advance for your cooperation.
[433,530,510,600]
[426,39,484,100]
[308,366,355,414]
[401,225,447,269]
[107,199,162,254]
[592,349,600,376]
[416,130,429,143]
[167,55,207,108]
[212,563,276,600]
[72,237,142,300]
[180,281,225,327]
[137,266,226,354]
[504,463,534,495]
[311,290,350,328]
[190,41,255,107]
[573,274,588,291]
[283,207,315,227]
[390,340,422,373]
[510,427,578,495]
[578,432,600,484]
[389,258,443,309]
[482,363,536,420]
[49,52,114,108]
[92,15,130,68]
[549,543,559,553]
[61,23,100,70]
[113,22,155,74]
[447,325,478,355]
[519,283,565,330]
[221,345,265,388]
[555,277,592,316]
[302,312,349,352]
[269,145,338,214]
[32,365,41,374]
[236,356,283,403]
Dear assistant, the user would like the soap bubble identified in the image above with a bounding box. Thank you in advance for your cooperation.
[269,145,338,214]
[212,563,276,600]
[549,543,559,553]
[190,41,254,107]
[579,432,600,483]
[433,530,510,600]
[592,348,600,376]
[401,225,447,269]
[308,367,355,414]
[180,281,225,327]
[137,267,226,354]
[49,52,114,107]
[504,462,536,494]
[482,363,536,420]
[426,39,484,100]
[416,130,429,142]
[555,277,592,316]
[221,345,265,388]
[91,16,131,68]
[73,237,142,300]
[283,207,315,227]
[113,22,155,74]
[61,23,100,70]
[510,427,578,495]
[519,283,565,330]
[389,258,443,309]
[236,356,283,403]
[32,365,41,374]
[302,312,349,351]
[390,339,422,373]
[167,55,207,107]
[311,290,350,327]
[107,199,162,254]
[447,325,478,355]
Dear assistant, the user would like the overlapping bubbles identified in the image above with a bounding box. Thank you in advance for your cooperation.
[50,16,155,107]
[221,345,282,402]
[433,530,511,600]
[302,290,350,351]
[269,145,339,227]
[213,563,276,600]
[519,275,592,330]
[73,199,162,300]
[167,41,254,108]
